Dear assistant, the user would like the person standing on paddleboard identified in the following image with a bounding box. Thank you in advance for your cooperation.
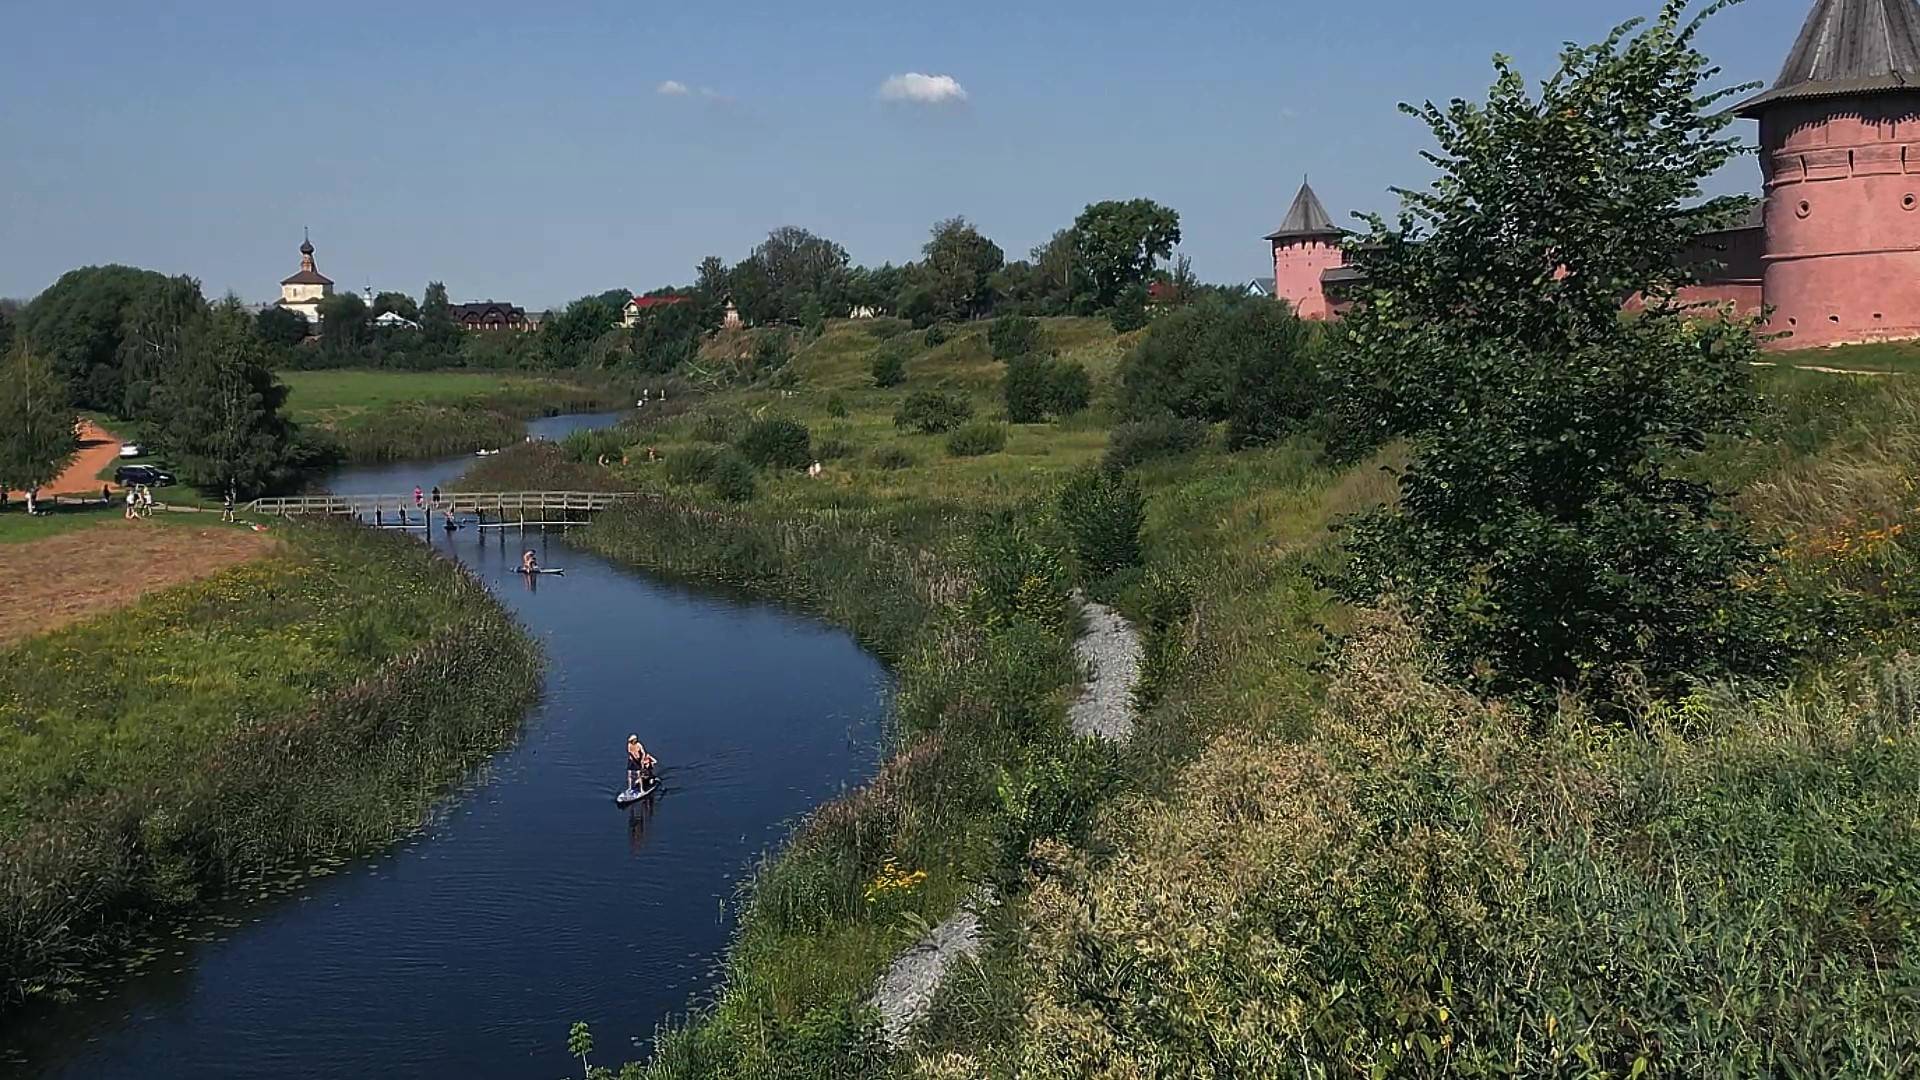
[626,736,656,794]
[522,549,538,574]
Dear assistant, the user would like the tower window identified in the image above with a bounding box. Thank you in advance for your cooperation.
[1905,194,1917,211]
[1796,200,1812,218]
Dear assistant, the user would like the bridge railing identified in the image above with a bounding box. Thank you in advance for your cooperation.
[247,491,645,516]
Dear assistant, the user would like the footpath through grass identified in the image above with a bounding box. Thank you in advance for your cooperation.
[0,520,540,1011]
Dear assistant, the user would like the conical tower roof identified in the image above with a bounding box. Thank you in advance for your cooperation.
[1264,181,1341,241]
[1736,0,1920,115]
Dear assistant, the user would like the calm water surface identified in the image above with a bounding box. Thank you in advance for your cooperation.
[2,413,889,1078]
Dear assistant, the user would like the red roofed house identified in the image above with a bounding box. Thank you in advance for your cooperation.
[622,294,691,328]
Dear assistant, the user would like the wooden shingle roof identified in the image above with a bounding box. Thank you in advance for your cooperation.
[1264,181,1341,240]
[1736,0,1920,115]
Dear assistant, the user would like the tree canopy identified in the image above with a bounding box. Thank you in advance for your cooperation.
[910,218,1004,323]
[17,265,195,412]
[0,345,78,494]
[150,299,298,497]
[730,227,850,325]
[1329,0,1783,706]
[1071,200,1181,309]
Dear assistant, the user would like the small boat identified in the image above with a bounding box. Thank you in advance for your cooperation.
[614,777,658,807]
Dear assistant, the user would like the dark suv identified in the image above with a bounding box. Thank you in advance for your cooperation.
[114,464,176,487]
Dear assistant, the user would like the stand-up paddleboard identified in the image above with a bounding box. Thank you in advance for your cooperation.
[515,567,565,575]
[615,778,658,807]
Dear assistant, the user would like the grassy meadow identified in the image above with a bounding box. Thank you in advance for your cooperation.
[0,521,540,1009]
[452,314,1920,1077]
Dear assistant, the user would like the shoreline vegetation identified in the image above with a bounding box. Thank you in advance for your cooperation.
[278,369,644,464]
[0,521,541,1011]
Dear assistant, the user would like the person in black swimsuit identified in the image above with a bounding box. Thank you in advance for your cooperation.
[626,735,656,794]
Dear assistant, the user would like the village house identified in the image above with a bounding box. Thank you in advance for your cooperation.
[450,301,534,332]
[1270,0,1920,350]
[621,294,691,328]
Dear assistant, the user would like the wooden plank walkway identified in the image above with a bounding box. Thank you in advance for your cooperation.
[248,491,642,516]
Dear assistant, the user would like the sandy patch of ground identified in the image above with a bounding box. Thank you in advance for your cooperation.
[42,419,125,497]
[0,520,275,645]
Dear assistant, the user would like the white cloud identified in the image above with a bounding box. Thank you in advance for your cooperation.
[656,80,690,96]
[877,73,968,106]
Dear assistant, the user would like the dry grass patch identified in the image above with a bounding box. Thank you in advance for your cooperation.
[1,520,275,645]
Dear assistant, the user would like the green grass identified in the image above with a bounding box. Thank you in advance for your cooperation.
[276,369,611,424]
[0,501,127,544]
[1768,339,1920,375]
[0,521,540,1009]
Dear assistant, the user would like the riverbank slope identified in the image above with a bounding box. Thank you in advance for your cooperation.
[0,520,541,1011]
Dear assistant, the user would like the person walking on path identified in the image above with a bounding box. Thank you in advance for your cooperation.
[414,486,424,510]
[222,487,236,523]
[138,486,154,518]
[430,485,441,508]
[124,487,138,520]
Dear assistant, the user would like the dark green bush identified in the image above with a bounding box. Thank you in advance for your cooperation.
[923,323,951,347]
[992,741,1123,885]
[894,389,974,434]
[1006,354,1094,422]
[665,444,731,485]
[988,315,1042,360]
[947,422,1007,458]
[1057,466,1146,577]
[813,437,853,461]
[825,393,849,418]
[873,446,917,471]
[735,416,812,470]
[1103,414,1210,471]
[1108,286,1149,332]
[710,453,758,503]
[1117,297,1319,445]
[869,339,909,388]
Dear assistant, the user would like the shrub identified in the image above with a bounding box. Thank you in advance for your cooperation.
[869,340,909,388]
[1117,297,1319,444]
[987,315,1042,360]
[947,422,1007,458]
[825,393,849,418]
[1056,467,1146,577]
[1108,286,1149,332]
[736,416,812,470]
[814,437,854,461]
[873,446,917,471]
[1050,360,1092,415]
[894,389,974,434]
[709,453,758,502]
[1006,355,1094,423]
[1103,414,1210,472]
[924,324,950,347]
[560,426,628,465]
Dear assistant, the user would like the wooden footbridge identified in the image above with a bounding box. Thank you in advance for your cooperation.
[247,490,644,529]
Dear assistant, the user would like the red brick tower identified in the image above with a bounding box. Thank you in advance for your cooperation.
[1266,181,1346,320]
[1739,0,1920,348]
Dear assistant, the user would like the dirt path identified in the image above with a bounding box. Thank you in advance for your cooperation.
[1,521,275,645]
[868,597,1143,1048]
[43,418,124,497]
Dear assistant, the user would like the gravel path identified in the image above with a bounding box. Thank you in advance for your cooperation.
[868,595,1143,1047]
[1067,597,1144,741]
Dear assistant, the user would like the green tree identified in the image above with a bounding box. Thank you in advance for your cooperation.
[845,262,903,317]
[540,294,623,368]
[1330,0,1782,707]
[0,346,78,500]
[254,305,310,349]
[1071,199,1181,309]
[731,227,850,325]
[150,299,295,497]
[316,292,371,360]
[628,299,707,373]
[115,274,208,417]
[915,217,1004,321]
[1118,297,1316,440]
[371,290,419,322]
[0,301,16,356]
[988,314,1042,360]
[420,281,460,356]
[18,264,178,411]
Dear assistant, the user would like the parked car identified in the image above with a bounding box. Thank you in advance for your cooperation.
[114,464,176,487]
[118,443,144,458]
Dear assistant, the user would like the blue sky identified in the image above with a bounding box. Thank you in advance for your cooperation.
[0,0,1812,308]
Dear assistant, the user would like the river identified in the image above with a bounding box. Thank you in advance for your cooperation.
[2,413,890,1079]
